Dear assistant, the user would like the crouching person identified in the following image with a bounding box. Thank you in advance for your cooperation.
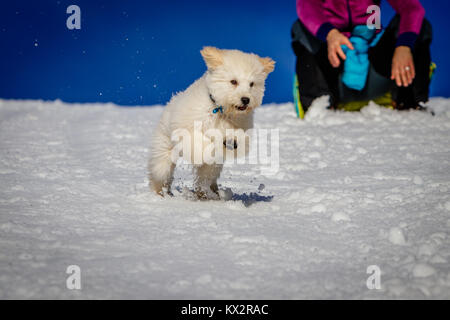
[291,0,433,118]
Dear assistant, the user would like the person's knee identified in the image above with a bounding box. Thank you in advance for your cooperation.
[291,19,322,55]
[291,40,305,57]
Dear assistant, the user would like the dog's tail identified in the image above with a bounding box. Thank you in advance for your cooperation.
[148,123,175,195]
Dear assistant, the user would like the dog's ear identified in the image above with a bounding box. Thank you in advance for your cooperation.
[200,46,224,70]
[259,57,275,74]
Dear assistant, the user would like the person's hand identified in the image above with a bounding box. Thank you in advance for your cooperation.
[326,28,354,68]
[391,46,415,87]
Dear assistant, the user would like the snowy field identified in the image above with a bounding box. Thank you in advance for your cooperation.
[0,97,450,299]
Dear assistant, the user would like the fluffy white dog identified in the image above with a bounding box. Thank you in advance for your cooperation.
[148,46,275,198]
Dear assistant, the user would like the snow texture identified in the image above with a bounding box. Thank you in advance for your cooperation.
[0,97,450,299]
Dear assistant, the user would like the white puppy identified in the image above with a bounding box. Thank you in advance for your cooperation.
[148,46,275,198]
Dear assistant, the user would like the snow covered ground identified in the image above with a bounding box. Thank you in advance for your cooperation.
[0,97,450,299]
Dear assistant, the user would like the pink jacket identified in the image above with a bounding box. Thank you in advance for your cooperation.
[296,0,425,48]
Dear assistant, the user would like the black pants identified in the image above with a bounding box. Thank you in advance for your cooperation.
[291,15,432,110]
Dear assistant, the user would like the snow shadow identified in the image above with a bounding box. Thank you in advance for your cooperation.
[231,192,274,207]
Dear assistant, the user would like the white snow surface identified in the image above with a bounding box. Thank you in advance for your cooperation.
[1,97,450,299]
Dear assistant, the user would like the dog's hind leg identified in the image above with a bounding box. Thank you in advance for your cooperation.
[148,125,175,196]
[194,164,223,199]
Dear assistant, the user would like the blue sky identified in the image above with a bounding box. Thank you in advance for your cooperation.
[1,0,448,105]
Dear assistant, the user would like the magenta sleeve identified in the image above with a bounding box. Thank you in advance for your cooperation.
[297,0,334,40]
[387,0,425,48]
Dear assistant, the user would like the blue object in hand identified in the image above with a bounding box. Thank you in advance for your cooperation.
[341,26,384,91]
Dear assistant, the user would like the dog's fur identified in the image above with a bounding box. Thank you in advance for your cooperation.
[148,47,275,198]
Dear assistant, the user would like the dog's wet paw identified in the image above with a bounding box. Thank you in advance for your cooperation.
[193,188,220,201]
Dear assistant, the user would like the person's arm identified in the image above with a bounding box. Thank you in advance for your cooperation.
[296,0,335,42]
[387,0,425,87]
[387,0,425,49]
[297,0,354,68]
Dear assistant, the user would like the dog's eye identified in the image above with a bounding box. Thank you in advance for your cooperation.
[230,80,238,86]
[250,82,254,87]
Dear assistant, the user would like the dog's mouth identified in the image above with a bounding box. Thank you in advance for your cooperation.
[236,105,248,111]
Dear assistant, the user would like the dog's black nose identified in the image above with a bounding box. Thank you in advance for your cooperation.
[241,97,250,105]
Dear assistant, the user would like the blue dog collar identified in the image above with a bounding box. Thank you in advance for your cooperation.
[212,106,223,114]
[209,94,223,114]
